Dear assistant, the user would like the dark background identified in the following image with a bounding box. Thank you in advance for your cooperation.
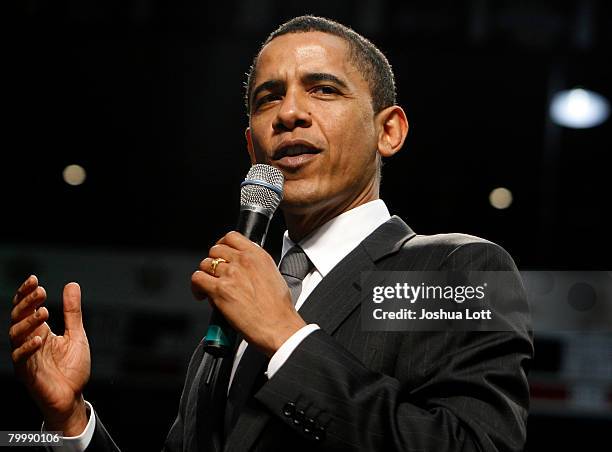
[2,0,611,450]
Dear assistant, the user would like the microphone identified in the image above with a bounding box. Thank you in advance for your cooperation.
[203,164,284,357]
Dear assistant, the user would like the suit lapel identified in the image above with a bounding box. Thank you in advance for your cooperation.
[223,216,416,451]
[298,244,376,333]
[299,216,416,333]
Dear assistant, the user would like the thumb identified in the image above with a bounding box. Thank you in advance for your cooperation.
[63,282,84,334]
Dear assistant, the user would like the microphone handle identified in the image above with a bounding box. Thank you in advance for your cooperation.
[203,208,272,357]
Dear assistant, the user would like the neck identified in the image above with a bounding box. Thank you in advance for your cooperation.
[283,184,379,243]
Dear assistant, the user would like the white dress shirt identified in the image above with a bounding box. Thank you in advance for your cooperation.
[51,199,391,451]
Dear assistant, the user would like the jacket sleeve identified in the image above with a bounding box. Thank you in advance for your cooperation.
[254,241,533,452]
[86,412,121,451]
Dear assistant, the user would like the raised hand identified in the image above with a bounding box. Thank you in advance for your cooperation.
[9,275,91,436]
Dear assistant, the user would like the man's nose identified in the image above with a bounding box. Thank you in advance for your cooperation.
[273,90,312,132]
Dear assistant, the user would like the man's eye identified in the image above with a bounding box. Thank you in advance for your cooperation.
[256,94,281,108]
[312,86,338,95]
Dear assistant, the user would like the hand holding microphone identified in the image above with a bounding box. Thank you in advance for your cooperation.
[191,164,307,358]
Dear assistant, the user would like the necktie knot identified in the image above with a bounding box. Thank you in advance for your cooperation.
[279,245,313,281]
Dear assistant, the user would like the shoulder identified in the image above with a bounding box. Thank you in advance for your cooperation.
[391,231,518,271]
[408,232,493,249]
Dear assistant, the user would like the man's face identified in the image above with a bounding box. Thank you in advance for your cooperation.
[246,31,380,215]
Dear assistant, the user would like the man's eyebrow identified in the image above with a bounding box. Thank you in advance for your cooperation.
[251,79,284,103]
[302,72,349,90]
[251,73,350,103]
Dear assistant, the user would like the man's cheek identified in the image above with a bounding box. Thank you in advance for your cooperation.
[251,145,270,164]
[250,134,269,160]
[256,151,270,164]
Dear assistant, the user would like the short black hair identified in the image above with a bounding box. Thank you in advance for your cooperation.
[245,15,397,116]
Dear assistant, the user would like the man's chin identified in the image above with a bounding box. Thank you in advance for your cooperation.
[279,197,314,212]
[279,191,324,215]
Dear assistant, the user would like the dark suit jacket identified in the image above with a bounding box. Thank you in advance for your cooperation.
[89,216,533,451]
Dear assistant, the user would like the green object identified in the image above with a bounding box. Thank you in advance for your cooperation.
[204,325,230,348]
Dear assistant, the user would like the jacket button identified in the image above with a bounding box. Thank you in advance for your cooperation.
[283,402,296,417]
[293,409,305,425]
[314,426,326,442]
[303,418,316,434]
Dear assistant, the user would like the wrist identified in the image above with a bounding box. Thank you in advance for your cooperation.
[43,396,88,437]
[264,317,307,357]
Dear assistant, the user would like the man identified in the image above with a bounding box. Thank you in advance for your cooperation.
[9,15,533,451]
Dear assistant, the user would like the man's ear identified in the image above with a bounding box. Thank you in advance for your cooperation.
[245,127,256,164]
[375,106,409,158]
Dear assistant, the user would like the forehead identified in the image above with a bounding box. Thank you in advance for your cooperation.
[254,31,364,86]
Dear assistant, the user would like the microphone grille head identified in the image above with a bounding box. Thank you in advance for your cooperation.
[240,164,284,217]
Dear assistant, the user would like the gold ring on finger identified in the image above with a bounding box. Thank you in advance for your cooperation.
[210,257,227,277]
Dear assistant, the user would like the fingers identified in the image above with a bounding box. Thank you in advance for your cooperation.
[207,243,238,262]
[11,335,43,364]
[12,275,38,306]
[191,270,217,300]
[199,257,231,278]
[9,307,49,348]
[192,230,261,299]
[216,231,252,250]
[198,244,237,278]
[62,283,83,334]
[203,232,262,273]
[11,285,47,324]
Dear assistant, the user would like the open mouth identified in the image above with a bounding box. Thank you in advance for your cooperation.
[273,143,322,160]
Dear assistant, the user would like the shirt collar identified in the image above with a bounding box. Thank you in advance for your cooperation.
[281,199,391,278]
